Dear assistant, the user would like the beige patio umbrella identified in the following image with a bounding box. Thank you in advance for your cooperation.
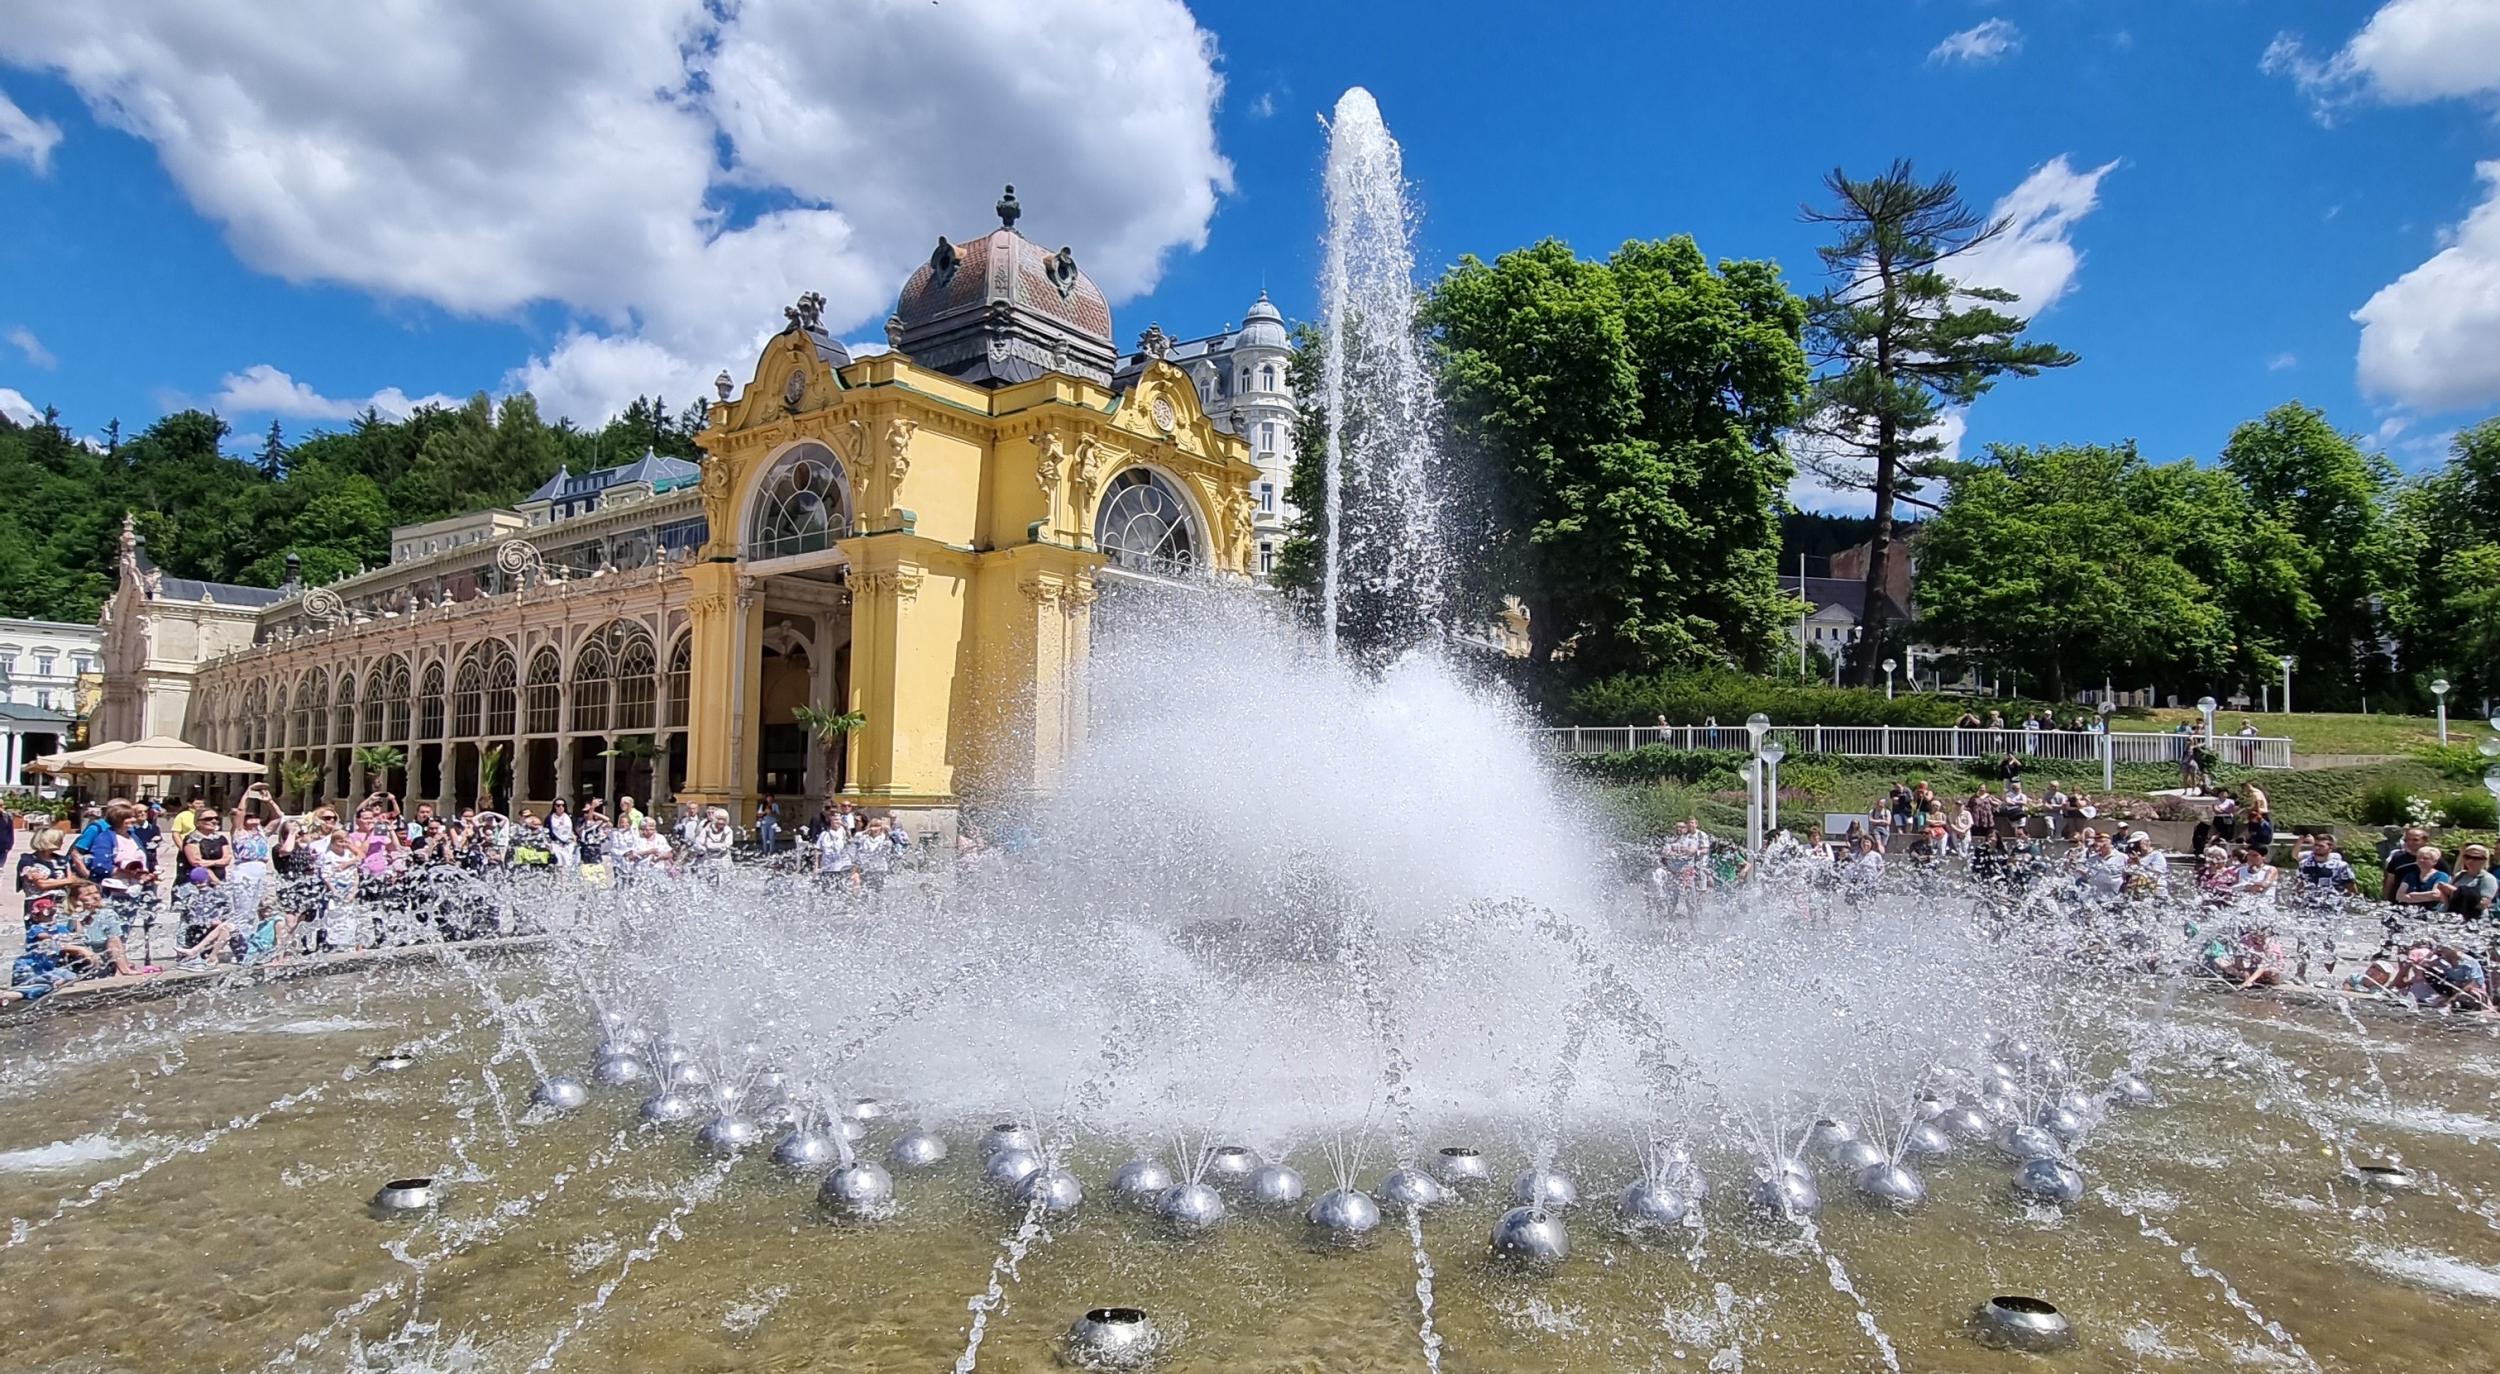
[37,735,265,776]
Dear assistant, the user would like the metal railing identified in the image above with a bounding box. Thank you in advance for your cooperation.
[1541,724,2296,770]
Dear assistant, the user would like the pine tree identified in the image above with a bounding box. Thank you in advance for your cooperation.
[1798,160,2078,684]
[257,419,288,479]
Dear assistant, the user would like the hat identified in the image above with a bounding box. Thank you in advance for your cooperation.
[187,866,211,884]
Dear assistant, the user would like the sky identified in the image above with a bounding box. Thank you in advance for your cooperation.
[3,0,2498,512]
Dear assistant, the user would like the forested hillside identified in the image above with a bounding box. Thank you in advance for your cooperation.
[0,395,705,621]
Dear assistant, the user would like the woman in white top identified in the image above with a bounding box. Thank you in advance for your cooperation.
[817,822,855,887]
[547,801,577,868]
[695,808,735,865]
[626,819,672,878]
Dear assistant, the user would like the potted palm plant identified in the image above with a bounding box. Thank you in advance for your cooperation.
[353,744,406,796]
[477,743,506,812]
[275,757,324,811]
[792,705,867,802]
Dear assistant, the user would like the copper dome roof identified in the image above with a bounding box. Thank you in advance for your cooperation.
[891,185,1116,388]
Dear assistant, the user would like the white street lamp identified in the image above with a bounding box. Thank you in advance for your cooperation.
[2098,698,2117,792]
[1882,657,1898,700]
[2196,695,2218,740]
[2279,655,2295,714]
[1744,713,1771,853]
[1760,737,1788,835]
[2433,678,2451,745]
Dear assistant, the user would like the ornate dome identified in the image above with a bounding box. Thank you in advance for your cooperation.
[891,185,1116,388]
[1233,289,1288,351]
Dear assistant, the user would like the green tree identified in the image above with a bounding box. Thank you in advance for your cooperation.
[1427,236,1807,672]
[2392,419,2500,702]
[1916,442,2314,699]
[1798,160,2079,683]
[2218,403,2400,708]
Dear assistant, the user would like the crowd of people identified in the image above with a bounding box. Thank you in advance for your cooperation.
[1640,778,2494,1019]
[8,788,978,1002]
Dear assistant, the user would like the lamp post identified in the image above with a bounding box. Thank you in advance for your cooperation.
[2197,695,2217,741]
[2098,698,2116,793]
[2279,655,2295,714]
[2432,678,2451,745]
[1761,737,1787,837]
[1745,713,1771,854]
[1882,657,1898,700]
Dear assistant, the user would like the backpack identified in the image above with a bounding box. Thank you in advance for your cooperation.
[75,820,115,879]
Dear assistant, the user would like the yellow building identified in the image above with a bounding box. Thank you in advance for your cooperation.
[102,189,1260,838]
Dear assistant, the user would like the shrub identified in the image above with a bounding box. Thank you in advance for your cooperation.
[2440,790,2499,830]
[2358,779,2417,827]
[1569,667,2019,729]
[1565,746,1742,788]
[2413,745,2493,783]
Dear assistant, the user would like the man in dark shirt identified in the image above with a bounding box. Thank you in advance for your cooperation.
[2381,826,2429,903]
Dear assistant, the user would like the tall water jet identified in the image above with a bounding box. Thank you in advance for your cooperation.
[1319,87,1445,657]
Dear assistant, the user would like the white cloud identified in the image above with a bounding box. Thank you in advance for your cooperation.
[6,325,54,370]
[1249,91,1276,119]
[1953,155,2120,319]
[211,363,457,422]
[0,387,38,425]
[2268,352,2299,371]
[0,0,1231,426]
[1931,18,2022,66]
[0,89,61,171]
[2265,0,2500,121]
[2355,161,2500,412]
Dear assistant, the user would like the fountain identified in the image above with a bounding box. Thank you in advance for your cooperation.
[0,84,2493,1374]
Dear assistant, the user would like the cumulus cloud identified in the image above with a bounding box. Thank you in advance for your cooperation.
[1931,18,2022,66]
[2264,0,2500,121]
[0,387,39,425]
[7,325,53,370]
[211,364,457,422]
[0,88,60,171]
[1953,155,2120,319]
[0,0,1231,426]
[2355,162,2500,412]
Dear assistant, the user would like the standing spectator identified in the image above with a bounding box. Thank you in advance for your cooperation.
[169,795,201,856]
[673,802,701,849]
[182,809,232,887]
[755,795,781,855]
[696,807,735,868]
[853,816,895,894]
[2244,783,2274,856]
[1998,752,2023,789]
[548,798,577,868]
[1947,799,1973,856]
[1968,788,1998,849]
[816,816,855,889]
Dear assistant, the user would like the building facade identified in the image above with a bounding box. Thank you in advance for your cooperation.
[0,618,101,784]
[1113,290,1298,580]
[95,189,1261,836]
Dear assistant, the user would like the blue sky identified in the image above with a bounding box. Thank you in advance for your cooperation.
[3,1,2497,508]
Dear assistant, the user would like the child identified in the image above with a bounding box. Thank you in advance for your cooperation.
[15,889,104,997]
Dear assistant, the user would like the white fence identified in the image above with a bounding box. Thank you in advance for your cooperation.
[1540,724,2295,770]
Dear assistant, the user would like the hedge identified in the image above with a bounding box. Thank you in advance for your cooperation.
[1569,668,2044,729]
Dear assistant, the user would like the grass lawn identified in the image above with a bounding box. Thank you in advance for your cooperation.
[2122,707,2451,757]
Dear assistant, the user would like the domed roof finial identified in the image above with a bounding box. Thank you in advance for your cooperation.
[996,184,1021,231]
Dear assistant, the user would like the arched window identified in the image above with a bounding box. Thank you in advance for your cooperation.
[453,654,485,737]
[376,658,411,742]
[333,672,358,743]
[484,645,518,737]
[1260,362,1278,392]
[571,636,613,733]
[295,670,329,748]
[746,442,850,560]
[526,648,562,734]
[666,636,691,727]
[1094,467,1201,576]
[418,663,446,740]
[615,631,657,732]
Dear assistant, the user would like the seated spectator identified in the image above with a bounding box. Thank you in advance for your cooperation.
[2233,845,2278,900]
[2443,844,2498,922]
[2391,844,2450,911]
[14,897,103,997]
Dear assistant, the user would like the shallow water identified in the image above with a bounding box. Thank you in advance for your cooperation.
[2,963,2495,1373]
